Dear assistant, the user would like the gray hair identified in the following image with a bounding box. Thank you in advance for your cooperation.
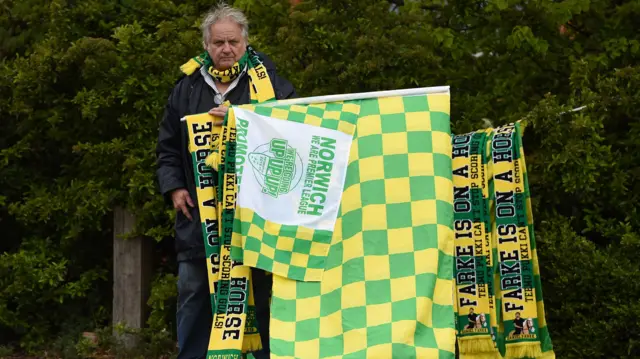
[201,3,249,47]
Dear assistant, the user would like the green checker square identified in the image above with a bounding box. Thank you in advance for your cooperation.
[389,252,415,278]
[279,224,298,238]
[254,106,273,117]
[271,297,296,322]
[341,208,363,240]
[413,224,439,250]
[436,200,453,227]
[292,238,312,254]
[262,232,278,249]
[360,98,380,116]
[296,281,321,299]
[403,95,430,112]
[357,134,383,158]
[439,349,455,359]
[342,306,367,330]
[344,350,367,359]
[386,202,412,229]
[383,154,410,179]
[392,343,417,357]
[343,161,360,190]
[325,103,343,112]
[256,254,274,273]
[274,249,292,264]
[433,153,452,179]
[306,106,325,118]
[320,288,342,316]
[340,110,359,125]
[365,279,392,305]
[437,250,453,280]
[244,236,262,253]
[363,230,389,255]
[409,176,436,201]
[251,213,266,228]
[286,110,306,124]
[414,322,437,348]
[342,257,365,286]
[432,303,454,329]
[295,318,320,341]
[324,241,343,270]
[367,323,392,346]
[360,179,386,205]
[415,273,437,298]
[380,113,407,133]
[308,254,325,269]
[313,230,333,245]
[392,298,417,321]
[430,111,451,133]
[407,131,433,153]
[319,336,344,358]
[270,339,294,357]
[239,219,250,236]
[321,118,340,130]
[287,265,307,280]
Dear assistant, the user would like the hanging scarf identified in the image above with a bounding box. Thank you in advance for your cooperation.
[182,45,276,358]
[452,129,501,359]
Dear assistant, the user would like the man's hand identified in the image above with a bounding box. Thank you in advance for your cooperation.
[171,188,194,221]
[208,105,228,126]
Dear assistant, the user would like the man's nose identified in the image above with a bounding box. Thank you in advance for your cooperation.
[222,41,232,52]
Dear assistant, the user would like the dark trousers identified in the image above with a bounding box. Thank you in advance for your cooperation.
[176,259,272,359]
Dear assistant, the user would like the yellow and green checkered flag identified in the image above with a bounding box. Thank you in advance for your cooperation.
[222,89,457,358]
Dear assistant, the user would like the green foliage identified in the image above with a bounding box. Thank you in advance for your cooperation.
[0,0,639,357]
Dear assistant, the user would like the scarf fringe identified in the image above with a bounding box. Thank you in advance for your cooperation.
[242,333,263,353]
[505,342,542,359]
[459,337,500,355]
[180,58,201,76]
[460,352,503,359]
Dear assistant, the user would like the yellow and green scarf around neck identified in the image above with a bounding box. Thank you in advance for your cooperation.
[182,45,276,358]
[181,45,276,104]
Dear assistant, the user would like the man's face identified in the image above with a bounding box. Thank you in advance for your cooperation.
[516,313,520,319]
[206,18,246,71]
[469,309,474,314]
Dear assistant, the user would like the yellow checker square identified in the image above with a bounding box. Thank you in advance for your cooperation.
[260,243,275,259]
[358,156,385,182]
[364,255,391,280]
[384,178,411,204]
[408,153,435,177]
[390,276,417,302]
[411,200,438,226]
[239,206,255,223]
[357,115,382,137]
[431,131,453,156]
[264,221,282,236]
[366,303,392,326]
[414,248,439,275]
[342,233,364,262]
[405,112,432,132]
[341,184,362,214]
[304,114,323,128]
[362,204,388,230]
[348,139,359,164]
[324,111,341,120]
[338,120,356,137]
[311,103,327,110]
[438,225,454,256]
[427,94,451,115]
[433,328,456,353]
[391,320,416,345]
[295,296,320,321]
[342,102,360,114]
[320,266,343,294]
[273,276,297,300]
[378,96,405,115]
[367,343,392,358]
[270,107,290,121]
[290,252,309,268]
[341,281,366,309]
[309,241,330,257]
[270,318,296,340]
[416,297,433,327]
[247,223,265,241]
[295,226,314,241]
[435,177,453,203]
[276,236,295,251]
[295,339,320,359]
[381,132,409,155]
[416,347,440,358]
[432,278,454,306]
[304,268,323,281]
[272,262,290,278]
[290,105,307,113]
[243,250,259,267]
[319,310,342,338]
[343,328,368,354]
[387,227,414,254]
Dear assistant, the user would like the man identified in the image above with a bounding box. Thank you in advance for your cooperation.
[513,312,525,335]
[156,4,296,359]
[466,308,478,330]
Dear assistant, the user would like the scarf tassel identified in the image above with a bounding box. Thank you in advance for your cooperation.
[459,337,500,358]
[505,342,543,359]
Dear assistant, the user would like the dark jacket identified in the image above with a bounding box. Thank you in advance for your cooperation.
[156,54,297,261]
